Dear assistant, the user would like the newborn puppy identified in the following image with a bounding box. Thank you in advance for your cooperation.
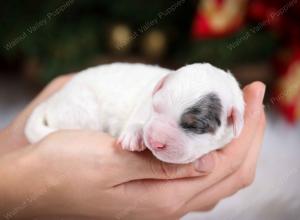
[25,63,244,164]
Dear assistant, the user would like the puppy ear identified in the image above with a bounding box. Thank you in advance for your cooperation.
[228,107,244,137]
[152,75,168,96]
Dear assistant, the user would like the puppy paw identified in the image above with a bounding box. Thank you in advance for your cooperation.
[118,125,146,152]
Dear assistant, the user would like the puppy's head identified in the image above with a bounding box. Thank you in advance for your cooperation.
[143,64,244,164]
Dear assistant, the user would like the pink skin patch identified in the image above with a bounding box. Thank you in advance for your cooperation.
[148,137,166,149]
[143,114,188,162]
[152,75,168,96]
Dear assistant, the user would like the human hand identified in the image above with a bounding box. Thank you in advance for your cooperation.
[178,81,266,213]
[102,82,266,218]
[0,75,214,219]
[0,75,265,219]
[9,130,215,219]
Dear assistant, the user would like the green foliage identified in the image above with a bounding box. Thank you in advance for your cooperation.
[0,1,278,83]
[177,28,279,69]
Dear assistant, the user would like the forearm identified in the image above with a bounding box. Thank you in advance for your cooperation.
[0,147,52,219]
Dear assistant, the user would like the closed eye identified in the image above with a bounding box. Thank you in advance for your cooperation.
[180,113,216,134]
[181,113,209,131]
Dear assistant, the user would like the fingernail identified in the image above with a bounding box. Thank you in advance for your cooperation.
[194,153,215,173]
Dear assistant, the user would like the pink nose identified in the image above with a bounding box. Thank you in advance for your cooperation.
[150,140,166,149]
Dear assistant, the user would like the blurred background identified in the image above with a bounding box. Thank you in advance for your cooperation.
[1,0,300,218]
[1,0,300,126]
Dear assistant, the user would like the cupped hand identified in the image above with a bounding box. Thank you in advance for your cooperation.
[103,81,266,219]
[0,75,266,219]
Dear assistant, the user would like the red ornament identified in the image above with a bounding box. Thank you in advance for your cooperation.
[273,45,300,123]
[191,0,247,39]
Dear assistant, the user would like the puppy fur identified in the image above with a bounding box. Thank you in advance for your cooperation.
[25,62,244,164]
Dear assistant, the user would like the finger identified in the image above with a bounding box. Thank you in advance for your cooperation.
[113,116,264,219]
[199,203,219,212]
[178,82,265,190]
[216,81,265,174]
[113,149,213,184]
[193,82,265,175]
[181,110,266,212]
[232,109,266,187]
[53,130,212,186]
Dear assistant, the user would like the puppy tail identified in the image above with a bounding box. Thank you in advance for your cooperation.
[25,103,56,143]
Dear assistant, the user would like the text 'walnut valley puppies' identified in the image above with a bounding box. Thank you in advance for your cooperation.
[25,63,244,164]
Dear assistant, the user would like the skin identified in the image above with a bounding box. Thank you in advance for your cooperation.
[0,75,266,219]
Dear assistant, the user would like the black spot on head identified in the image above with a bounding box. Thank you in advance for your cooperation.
[180,93,222,134]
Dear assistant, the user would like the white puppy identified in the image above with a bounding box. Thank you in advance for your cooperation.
[25,62,244,164]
